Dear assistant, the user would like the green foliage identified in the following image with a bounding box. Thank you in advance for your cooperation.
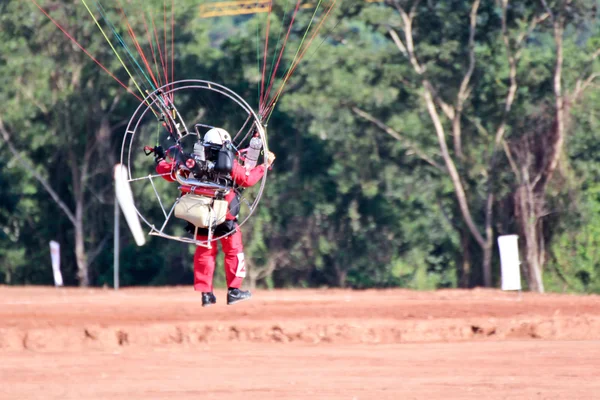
[0,0,598,293]
[546,186,600,293]
[545,86,600,294]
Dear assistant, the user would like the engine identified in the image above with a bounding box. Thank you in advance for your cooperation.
[179,140,235,186]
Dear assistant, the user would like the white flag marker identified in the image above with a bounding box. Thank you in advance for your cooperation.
[498,234,521,291]
[49,240,63,287]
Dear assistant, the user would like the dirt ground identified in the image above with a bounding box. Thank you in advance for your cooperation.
[1,286,599,399]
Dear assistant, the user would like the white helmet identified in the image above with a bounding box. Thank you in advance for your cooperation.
[204,128,231,145]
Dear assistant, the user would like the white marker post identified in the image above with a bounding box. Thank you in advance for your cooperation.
[498,234,522,292]
[49,240,63,287]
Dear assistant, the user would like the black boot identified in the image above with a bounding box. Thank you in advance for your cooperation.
[227,288,252,305]
[202,292,216,307]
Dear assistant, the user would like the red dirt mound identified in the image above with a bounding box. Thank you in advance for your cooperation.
[1,286,599,351]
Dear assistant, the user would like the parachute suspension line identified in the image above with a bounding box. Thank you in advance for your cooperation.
[163,1,170,100]
[140,9,172,114]
[115,0,161,91]
[80,0,145,99]
[264,0,292,104]
[107,0,168,116]
[29,0,143,102]
[152,13,169,96]
[149,16,165,90]
[281,0,324,84]
[86,1,163,118]
[142,12,165,90]
[285,0,338,79]
[264,0,338,123]
[256,22,261,107]
[147,12,170,109]
[93,0,156,94]
[305,8,343,63]
[259,1,273,115]
[126,22,160,90]
[171,0,175,103]
[97,0,165,117]
[261,0,302,118]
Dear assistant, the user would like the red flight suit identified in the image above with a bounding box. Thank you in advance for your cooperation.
[156,159,266,292]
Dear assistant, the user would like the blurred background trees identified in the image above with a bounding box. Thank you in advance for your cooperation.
[0,0,599,293]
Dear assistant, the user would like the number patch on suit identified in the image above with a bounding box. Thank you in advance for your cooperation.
[235,253,246,277]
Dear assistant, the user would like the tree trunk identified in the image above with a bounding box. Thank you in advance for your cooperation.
[337,270,347,288]
[246,259,261,290]
[515,175,545,293]
[334,262,347,288]
[458,229,472,288]
[245,251,283,290]
[508,12,571,293]
[75,199,89,287]
[482,193,494,287]
[246,269,257,290]
[482,239,493,288]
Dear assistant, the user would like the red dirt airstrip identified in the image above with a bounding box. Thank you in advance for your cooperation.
[1,286,599,399]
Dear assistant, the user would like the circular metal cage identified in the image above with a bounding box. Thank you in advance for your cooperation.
[120,80,268,248]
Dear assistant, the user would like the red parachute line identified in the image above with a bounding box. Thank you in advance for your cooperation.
[30,0,143,102]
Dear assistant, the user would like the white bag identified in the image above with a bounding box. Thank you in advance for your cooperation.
[174,194,228,228]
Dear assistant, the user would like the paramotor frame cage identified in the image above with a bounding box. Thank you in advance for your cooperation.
[120,79,268,248]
